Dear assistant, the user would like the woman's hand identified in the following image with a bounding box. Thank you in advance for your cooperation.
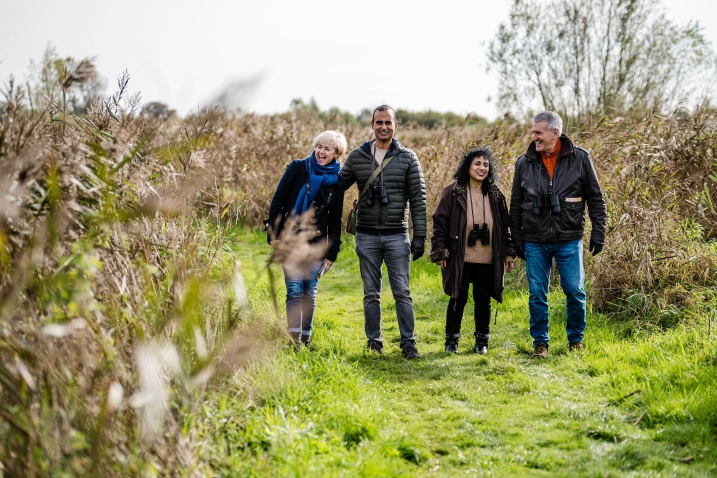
[438,260,447,270]
[505,259,514,273]
[322,259,334,273]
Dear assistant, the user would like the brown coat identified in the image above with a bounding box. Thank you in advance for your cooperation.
[430,182,516,302]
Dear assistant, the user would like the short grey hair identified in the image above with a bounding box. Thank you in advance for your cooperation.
[313,130,348,158]
[532,111,563,136]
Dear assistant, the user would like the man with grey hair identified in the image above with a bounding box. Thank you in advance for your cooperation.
[509,111,606,358]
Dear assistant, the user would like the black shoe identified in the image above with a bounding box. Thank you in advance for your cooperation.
[444,336,459,354]
[367,339,384,355]
[474,332,490,354]
[402,344,420,360]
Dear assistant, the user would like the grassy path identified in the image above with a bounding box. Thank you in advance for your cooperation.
[197,231,717,477]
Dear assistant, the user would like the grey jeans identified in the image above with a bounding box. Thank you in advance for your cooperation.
[354,232,416,348]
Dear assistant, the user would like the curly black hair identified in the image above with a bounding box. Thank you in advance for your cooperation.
[453,147,496,195]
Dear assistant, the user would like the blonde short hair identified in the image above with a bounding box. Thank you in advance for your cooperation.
[312,130,348,158]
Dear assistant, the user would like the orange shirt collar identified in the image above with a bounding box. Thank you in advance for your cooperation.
[540,138,561,180]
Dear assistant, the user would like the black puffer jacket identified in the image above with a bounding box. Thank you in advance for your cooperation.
[340,139,426,237]
[267,159,345,261]
[509,135,606,248]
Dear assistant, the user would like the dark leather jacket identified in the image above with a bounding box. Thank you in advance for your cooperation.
[509,135,606,248]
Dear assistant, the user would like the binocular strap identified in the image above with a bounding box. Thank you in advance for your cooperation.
[468,184,487,227]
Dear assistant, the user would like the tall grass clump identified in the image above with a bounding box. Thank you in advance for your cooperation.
[576,109,717,327]
[0,68,266,475]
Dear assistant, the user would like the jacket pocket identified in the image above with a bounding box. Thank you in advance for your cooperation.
[560,200,585,232]
[520,201,541,234]
[448,237,459,252]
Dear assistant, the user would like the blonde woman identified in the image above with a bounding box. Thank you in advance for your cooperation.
[267,131,347,348]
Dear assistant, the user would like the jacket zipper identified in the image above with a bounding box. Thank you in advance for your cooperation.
[535,158,554,240]
[361,147,396,232]
[550,151,565,241]
[377,153,389,231]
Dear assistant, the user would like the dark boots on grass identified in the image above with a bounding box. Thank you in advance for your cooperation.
[288,332,312,351]
[444,334,460,354]
[444,332,490,354]
[474,332,489,354]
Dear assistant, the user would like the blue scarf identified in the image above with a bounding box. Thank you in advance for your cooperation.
[293,152,340,216]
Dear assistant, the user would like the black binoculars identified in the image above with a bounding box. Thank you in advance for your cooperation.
[366,184,388,207]
[468,223,490,247]
[532,193,561,215]
[310,200,326,217]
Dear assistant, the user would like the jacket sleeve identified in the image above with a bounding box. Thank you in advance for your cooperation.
[509,157,525,250]
[267,161,297,244]
[430,185,452,262]
[339,154,356,190]
[407,151,427,238]
[582,152,607,244]
[324,181,345,262]
[499,192,516,259]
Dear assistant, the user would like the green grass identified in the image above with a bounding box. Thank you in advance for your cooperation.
[196,231,717,477]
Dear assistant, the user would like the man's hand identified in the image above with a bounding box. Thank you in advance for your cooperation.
[505,259,515,273]
[410,237,425,261]
[589,240,603,256]
[437,259,447,270]
[514,246,526,261]
[270,240,280,248]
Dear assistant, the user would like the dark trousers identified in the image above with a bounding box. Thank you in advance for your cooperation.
[446,262,493,338]
[355,232,415,348]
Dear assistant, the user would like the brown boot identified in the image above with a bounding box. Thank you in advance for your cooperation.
[531,344,548,358]
[569,342,584,352]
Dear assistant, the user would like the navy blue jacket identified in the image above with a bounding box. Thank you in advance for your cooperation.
[267,159,345,261]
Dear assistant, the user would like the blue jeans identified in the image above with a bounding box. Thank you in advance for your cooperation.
[525,240,586,346]
[284,262,322,338]
[354,232,415,348]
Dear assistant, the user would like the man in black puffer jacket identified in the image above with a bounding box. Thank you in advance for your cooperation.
[340,105,427,359]
[509,111,606,358]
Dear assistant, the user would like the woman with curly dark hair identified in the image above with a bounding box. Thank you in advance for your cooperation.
[430,148,515,354]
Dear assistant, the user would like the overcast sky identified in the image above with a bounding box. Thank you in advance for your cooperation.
[2,0,716,119]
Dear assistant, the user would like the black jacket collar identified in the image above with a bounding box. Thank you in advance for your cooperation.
[359,138,402,157]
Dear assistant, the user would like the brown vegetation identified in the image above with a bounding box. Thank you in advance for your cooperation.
[0,61,716,474]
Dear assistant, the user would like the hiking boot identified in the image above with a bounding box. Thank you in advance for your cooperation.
[569,342,584,352]
[531,344,548,358]
[444,335,460,354]
[301,334,313,351]
[402,343,421,360]
[474,332,490,355]
[288,332,302,350]
[367,339,384,355]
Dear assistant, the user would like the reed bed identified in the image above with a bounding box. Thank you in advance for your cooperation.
[0,63,715,474]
